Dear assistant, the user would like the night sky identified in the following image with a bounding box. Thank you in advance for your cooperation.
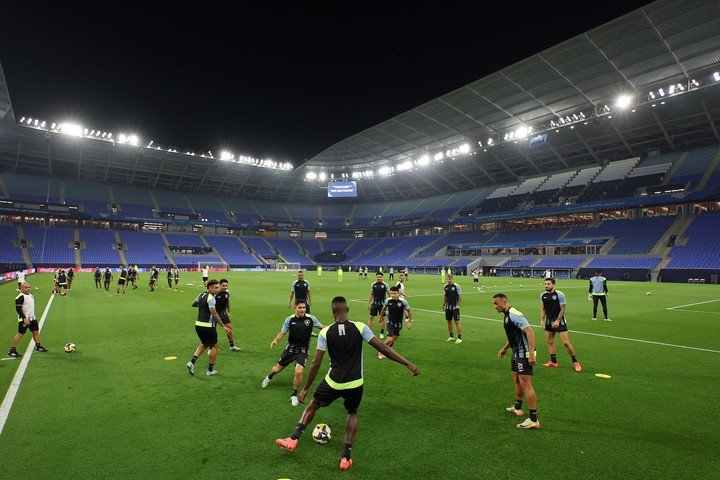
[2,1,650,165]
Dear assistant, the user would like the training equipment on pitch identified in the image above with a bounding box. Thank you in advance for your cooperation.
[275,262,301,272]
[312,423,332,444]
[64,342,76,353]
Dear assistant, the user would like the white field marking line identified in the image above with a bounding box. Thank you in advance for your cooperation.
[0,294,55,436]
[393,285,589,298]
[350,299,720,354]
[666,309,720,316]
[666,298,720,310]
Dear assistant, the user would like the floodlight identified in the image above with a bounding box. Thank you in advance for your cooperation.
[128,135,139,146]
[487,138,493,146]
[434,152,444,161]
[40,121,46,128]
[713,72,720,82]
[306,172,317,180]
[614,95,632,109]
[318,172,327,181]
[397,160,412,171]
[378,166,392,176]
[26,118,33,124]
[60,123,83,137]
[19,117,25,123]
[458,143,470,154]
[417,155,430,166]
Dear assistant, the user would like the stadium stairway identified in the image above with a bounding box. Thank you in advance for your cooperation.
[598,238,618,254]
[114,231,129,265]
[16,226,33,267]
[651,258,672,282]
[661,151,689,184]
[649,215,693,256]
[149,191,161,212]
[217,198,233,220]
[696,148,720,191]
[74,228,81,266]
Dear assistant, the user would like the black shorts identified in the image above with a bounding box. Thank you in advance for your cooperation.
[511,357,533,376]
[195,325,218,347]
[313,379,363,414]
[369,304,383,316]
[445,308,460,321]
[278,350,308,367]
[544,319,568,332]
[387,321,402,337]
[104,280,111,286]
[58,283,67,289]
[18,319,39,334]
[118,279,126,286]
[202,276,208,282]
[473,278,478,283]
[219,314,231,326]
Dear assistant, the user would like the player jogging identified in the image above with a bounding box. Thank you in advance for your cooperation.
[94,268,102,289]
[149,266,159,292]
[589,270,610,321]
[443,274,463,343]
[57,269,68,296]
[366,272,389,334]
[377,286,413,359]
[7,282,49,357]
[540,278,581,372]
[275,296,419,471]
[128,266,138,290]
[262,300,323,406]
[186,279,231,377]
[288,270,312,314]
[493,293,539,430]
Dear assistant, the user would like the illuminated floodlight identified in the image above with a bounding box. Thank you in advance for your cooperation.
[434,152,444,161]
[397,160,413,171]
[458,143,470,154]
[34,119,40,126]
[60,123,83,137]
[318,172,327,181]
[691,79,700,88]
[352,171,362,179]
[378,166,393,176]
[417,155,430,166]
[128,135,139,146]
[503,133,509,141]
[365,170,373,177]
[713,72,720,82]
[19,117,25,123]
[614,95,632,109]
[487,138,493,146]
[306,172,317,180]
[40,121,46,128]
[51,123,57,130]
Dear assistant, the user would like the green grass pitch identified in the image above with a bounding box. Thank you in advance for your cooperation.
[0,271,718,479]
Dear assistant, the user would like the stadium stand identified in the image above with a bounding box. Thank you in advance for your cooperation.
[204,235,263,266]
[24,225,75,265]
[79,228,121,266]
[120,230,169,266]
[0,225,25,264]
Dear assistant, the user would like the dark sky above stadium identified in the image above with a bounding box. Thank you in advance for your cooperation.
[2,1,650,165]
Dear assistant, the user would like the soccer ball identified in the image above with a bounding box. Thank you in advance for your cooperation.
[312,423,332,444]
[646,291,651,296]
[64,342,76,353]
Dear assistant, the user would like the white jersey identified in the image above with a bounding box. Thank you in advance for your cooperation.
[544,270,552,279]
[17,271,26,283]
[396,281,407,297]
[16,292,36,321]
[202,268,209,277]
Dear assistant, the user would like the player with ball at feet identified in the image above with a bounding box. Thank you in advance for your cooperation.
[276,296,419,470]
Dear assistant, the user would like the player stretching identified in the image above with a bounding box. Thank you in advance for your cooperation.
[262,300,323,406]
[366,272,388,335]
[443,274,463,343]
[493,293,540,429]
[377,286,413,359]
[540,278,581,372]
[276,296,419,470]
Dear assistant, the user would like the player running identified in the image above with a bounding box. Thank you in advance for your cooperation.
[275,296,419,470]
[288,270,312,314]
[540,278,581,372]
[262,300,323,406]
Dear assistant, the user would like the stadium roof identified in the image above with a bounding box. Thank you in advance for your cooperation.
[2,0,720,204]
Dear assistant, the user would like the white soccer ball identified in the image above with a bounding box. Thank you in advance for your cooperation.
[646,291,651,296]
[64,342,76,353]
[312,423,332,444]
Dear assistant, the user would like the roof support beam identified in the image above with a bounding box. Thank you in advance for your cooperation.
[153,160,165,187]
[650,109,674,150]
[700,99,720,143]
[196,166,212,191]
[174,164,188,189]
[513,145,543,173]
[573,130,600,163]
[544,142,569,169]
[46,143,53,176]
[610,122,634,156]
[489,152,519,179]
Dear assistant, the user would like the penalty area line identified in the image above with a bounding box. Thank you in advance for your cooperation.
[0,294,55,436]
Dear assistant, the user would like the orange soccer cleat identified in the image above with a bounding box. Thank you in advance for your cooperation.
[542,361,559,368]
[340,458,353,470]
[275,437,298,451]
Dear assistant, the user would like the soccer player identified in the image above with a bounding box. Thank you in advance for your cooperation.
[396,273,410,299]
[493,293,539,430]
[148,266,159,292]
[128,266,138,290]
[589,270,610,321]
[363,267,368,280]
[275,296,419,470]
[57,269,68,296]
[66,267,75,290]
[173,267,180,291]
[389,266,394,281]
[443,274,463,343]
[215,279,241,351]
[337,266,343,283]
[366,272,388,333]
[262,300,323,406]
[103,267,112,292]
[115,266,128,296]
[186,279,231,377]
[472,268,480,290]
[202,265,209,288]
[540,278,581,372]
[8,282,49,357]
[166,268,173,289]
[377,286,413,358]
[16,269,26,291]
[288,270,312,314]
[94,267,102,289]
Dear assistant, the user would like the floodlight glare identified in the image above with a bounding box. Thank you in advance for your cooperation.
[614,95,632,109]
[458,143,470,154]
[220,151,233,161]
[378,166,393,176]
[713,72,720,82]
[487,138,493,146]
[60,123,83,137]
[318,172,327,181]
[397,160,413,171]
[417,155,430,166]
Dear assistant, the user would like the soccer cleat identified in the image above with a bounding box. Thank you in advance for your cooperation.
[517,418,541,429]
[543,361,559,368]
[186,361,195,375]
[446,337,454,342]
[340,458,353,470]
[276,437,298,451]
[35,346,48,352]
[591,317,597,321]
[377,352,385,359]
[229,345,242,351]
[573,361,582,372]
[206,370,217,376]
[7,351,21,358]
[455,338,463,344]
[290,395,299,407]
[505,406,524,416]
[604,318,612,322]
[262,376,271,388]
[379,333,385,339]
